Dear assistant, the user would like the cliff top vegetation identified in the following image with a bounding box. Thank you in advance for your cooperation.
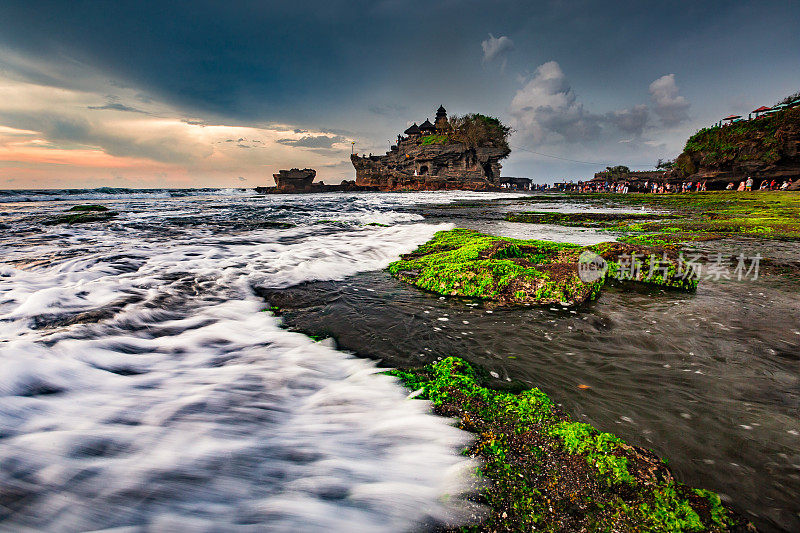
[444,113,512,151]
[679,103,799,170]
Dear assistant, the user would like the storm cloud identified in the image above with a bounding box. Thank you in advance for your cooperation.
[276,134,347,149]
[509,61,602,145]
[0,1,797,184]
[606,105,649,137]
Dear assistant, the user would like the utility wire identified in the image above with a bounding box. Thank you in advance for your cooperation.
[511,144,655,169]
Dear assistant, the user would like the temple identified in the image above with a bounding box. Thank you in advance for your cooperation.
[351,105,511,191]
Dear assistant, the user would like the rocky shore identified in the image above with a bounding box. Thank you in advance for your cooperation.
[388,228,696,307]
[390,357,753,532]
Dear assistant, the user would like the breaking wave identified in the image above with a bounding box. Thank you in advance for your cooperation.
[0,190,521,531]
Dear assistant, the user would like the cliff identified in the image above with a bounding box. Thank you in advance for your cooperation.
[670,106,800,187]
[352,108,511,191]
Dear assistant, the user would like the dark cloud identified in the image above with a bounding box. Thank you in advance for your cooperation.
[87,102,149,114]
[509,61,601,144]
[369,104,408,117]
[0,109,212,164]
[0,1,797,181]
[276,134,347,149]
[606,104,649,137]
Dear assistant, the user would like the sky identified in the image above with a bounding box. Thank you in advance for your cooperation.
[0,0,798,189]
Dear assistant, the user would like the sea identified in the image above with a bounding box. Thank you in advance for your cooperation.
[1,188,798,532]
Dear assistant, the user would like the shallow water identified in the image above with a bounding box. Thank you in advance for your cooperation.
[263,197,800,533]
[1,189,798,532]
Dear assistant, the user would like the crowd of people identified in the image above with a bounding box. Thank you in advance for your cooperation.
[553,180,708,194]
[725,177,793,191]
[552,177,796,193]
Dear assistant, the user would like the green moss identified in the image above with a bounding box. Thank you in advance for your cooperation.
[47,210,118,225]
[569,191,800,242]
[388,357,746,532]
[548,421,635,486]
[505,211,677,227]
[68,204,109,212]
[388,229,695,306]
[420,134,450,145]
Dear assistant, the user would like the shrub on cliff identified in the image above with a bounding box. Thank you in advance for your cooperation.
[447,113,511,151]
[776,90,800,106]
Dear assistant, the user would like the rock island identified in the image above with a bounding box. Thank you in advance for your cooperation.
[351,105,512,191]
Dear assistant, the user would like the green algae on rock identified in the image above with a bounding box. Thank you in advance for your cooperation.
[389,357,752,532]
[46,205,118,225]
[572,191,800,242]
[67,204,109,212]
[505,211,678,227]
[387,229,697,306]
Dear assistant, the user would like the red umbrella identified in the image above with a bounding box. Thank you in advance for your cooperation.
[752,106,771,113]
[723,115,741,120]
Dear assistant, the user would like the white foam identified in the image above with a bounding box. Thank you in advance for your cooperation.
[0,197,483,531]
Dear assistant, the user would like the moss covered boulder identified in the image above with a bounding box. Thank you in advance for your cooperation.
[390,357,752,532]
[388,229,697,306]
[45,204,118,225]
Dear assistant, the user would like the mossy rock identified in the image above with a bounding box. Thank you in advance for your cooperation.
[505,211,678,227]
[46,210,118,225]
[387,229,697,306]
[389,357,752,532]
[68,204,109,212]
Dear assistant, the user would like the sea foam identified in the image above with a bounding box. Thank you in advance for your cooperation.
[0,199,488,531]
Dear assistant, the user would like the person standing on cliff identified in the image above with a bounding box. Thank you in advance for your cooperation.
[745,177,753,191]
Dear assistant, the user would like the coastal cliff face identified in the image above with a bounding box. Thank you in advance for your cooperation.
[351,141,510,191]
[671,106,800,186]
[351,107,511,191]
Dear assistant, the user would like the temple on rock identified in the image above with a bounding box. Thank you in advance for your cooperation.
[351,105,511,191]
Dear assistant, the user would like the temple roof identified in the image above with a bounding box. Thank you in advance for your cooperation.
[419,119,436,131]
[404,123,420,135]
[437,105,446,114]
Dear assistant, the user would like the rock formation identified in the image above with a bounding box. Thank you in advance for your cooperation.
[351,106,511,191]
[272,168,316,192]
[668,106,800,188]
[255,169,379,194]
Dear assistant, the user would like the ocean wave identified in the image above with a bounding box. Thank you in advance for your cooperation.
[0,214,477,531]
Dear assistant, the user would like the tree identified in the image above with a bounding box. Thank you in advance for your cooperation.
[656,158,674,170]
[447,114,511,151]
[777,90,800,106]
[605,165,630,176]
